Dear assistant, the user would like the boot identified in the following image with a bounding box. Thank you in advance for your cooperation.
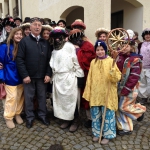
[137,113,144,122]
[15,115,23,124]
[101,138,109,145]
[60,121,71,129]
[84,119,92,128]
[5,119,15,129]
[140,98,148,105]
[69,118,79,132]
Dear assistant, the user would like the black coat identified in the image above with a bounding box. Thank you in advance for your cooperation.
[17,34,52,79]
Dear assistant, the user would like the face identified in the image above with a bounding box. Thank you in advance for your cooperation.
[98,33,107,42]
[122,44,131,54]
[24,27,31,36]
[15,20,21,26]
[70,36,83,46]
[144,34,150,42]
[53,34,65,50]
[58,22,65,28]
[42,29,50,40]
[30,20,42,36]
[5,25,12,33]
[96,46,105,57]
[13,30,23,42]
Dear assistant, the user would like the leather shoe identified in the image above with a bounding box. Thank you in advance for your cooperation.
[38,117,50,126]
[26,120,34,129]
[137,113,144,122]
[117,130,132,136]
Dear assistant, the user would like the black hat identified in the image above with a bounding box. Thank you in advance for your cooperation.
[14,17,22,22]
[23,17,31,23]
[2,17,16,28]
[44,18,51,25]
[57,20,66,26]
[50,21,56,26]
[0,23,3,32]
[142,28,150,40]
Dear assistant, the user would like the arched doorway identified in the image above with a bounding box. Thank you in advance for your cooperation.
[60,6,84,29]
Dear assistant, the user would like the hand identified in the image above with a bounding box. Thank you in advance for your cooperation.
[0,63,3,69]
[111,51,120,60]
[23,76,31,84]
[44,75,50,83]
[74,45,79,49]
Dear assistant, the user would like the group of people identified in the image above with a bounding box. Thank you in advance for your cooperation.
[0,15,149,145]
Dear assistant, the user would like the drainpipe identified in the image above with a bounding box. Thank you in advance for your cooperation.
[20,0,22,19]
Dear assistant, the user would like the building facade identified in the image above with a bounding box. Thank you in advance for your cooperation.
[0,0,150,42]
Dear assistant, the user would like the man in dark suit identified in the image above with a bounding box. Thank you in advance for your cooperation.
[17,17,52,128]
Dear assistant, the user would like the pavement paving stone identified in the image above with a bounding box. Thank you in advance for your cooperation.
[0,101,150,149]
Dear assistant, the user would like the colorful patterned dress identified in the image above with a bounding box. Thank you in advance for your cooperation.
[116,53,146,131]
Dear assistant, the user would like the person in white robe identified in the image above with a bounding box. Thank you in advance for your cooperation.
[50,27,84,132]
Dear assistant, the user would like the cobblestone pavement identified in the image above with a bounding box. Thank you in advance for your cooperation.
[0,99,150,150]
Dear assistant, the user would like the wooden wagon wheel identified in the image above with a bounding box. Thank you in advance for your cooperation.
[106,28,130,54]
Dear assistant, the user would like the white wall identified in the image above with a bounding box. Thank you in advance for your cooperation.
[111,0,143,41]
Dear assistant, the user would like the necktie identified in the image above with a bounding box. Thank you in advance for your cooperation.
[36,37,39,43]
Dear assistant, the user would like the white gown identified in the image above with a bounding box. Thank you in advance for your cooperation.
[50,42,84,120]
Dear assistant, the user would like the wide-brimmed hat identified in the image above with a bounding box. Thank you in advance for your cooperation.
[14,17,22,22]
[2,17,16,28]
[42,25,53,31]
[44,18,51,25]
[50,21,57,26]
[23,17,31,23]
[95,28,110,38]
[50,27,68,37]
[20,23,30,30]
[68,29,84,40]
[71,19,86,30]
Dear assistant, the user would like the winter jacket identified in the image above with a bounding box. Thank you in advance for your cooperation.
[0,43,22,86]
[16,34,52,79]
[138,42,150,69]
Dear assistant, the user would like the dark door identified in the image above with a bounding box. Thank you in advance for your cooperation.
[111,10,123,29]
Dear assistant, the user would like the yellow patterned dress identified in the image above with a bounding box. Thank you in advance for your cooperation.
[83,56,121,138]
[83,56,121,111]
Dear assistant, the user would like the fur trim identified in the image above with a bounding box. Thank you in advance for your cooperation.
[42,25,53,31]
[95,28,110,37]
[20,23,30,29]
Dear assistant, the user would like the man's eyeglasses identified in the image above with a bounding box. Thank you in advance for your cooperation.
[30,17,42,23]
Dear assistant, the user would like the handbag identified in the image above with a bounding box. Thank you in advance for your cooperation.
[0,83,6,99]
